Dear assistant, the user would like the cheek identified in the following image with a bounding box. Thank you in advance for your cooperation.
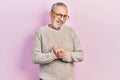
[63,20,66,23]
[51,15,56,20]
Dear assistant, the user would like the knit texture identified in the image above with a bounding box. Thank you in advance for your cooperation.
[32,25,84,80]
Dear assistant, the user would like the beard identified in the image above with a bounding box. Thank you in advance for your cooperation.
[52,20,64,30]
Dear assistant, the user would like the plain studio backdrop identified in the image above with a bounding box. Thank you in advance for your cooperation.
[0,0,120,80]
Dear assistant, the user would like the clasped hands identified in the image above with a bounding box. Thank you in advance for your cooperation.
[53,45,66,59]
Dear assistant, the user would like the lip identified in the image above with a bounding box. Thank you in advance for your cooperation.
[57,21,63,25]
[57,22,62,26]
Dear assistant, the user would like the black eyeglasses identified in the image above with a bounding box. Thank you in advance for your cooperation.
[52,11,70,20]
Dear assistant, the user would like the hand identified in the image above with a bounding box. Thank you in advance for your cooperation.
[53,45,66,59]
[58,48,66,58]
[53,44,59,54]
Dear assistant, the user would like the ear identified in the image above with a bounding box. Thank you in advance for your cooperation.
[49,11,52,17]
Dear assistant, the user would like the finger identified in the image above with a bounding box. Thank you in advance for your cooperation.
[59,53,65,57]
[56,47,61,53]
[59,55,65,58]
[59,48,62,50]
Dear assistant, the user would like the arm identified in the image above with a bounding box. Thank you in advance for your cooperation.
[62,29,84,63]
[32,30,57,64]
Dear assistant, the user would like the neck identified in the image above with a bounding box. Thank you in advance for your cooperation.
[48,24,60,30]
[48,24,54,29]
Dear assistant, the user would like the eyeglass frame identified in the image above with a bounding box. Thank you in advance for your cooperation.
[51,11,70,20]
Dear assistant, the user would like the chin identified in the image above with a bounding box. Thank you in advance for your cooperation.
[58,24,64,27]
[58,26,61,28]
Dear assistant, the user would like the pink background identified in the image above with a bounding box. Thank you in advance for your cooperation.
[0,0,120,80]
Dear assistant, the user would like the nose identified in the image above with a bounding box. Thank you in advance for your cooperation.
[60,16,65,22]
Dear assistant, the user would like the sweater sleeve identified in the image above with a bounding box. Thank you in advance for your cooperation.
[62,29,84,63]
[32,30,57,64]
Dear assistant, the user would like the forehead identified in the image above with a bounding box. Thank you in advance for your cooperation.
[54,6,68,14]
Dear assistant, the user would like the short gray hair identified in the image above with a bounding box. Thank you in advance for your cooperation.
[51,2,67,12]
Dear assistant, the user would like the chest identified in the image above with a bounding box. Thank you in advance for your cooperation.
[41,32,73,52]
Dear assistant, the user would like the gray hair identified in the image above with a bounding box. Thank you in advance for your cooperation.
[51,2,67,12]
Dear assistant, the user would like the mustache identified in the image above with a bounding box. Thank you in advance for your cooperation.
[57,20,64,24]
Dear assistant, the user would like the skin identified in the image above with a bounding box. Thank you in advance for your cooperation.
[53,45,66,59]
[49,5,68,59]
[49,5,68,29]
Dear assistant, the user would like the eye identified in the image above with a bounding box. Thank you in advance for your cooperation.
[57,14,63,17]
[64,15,67,18]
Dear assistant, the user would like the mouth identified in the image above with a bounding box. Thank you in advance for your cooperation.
[57,20,64,25]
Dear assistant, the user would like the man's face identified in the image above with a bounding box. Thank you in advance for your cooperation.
[50,6,69,29]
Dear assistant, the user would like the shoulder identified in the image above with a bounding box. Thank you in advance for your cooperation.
[64,25,76,33]
[36,25,48,34]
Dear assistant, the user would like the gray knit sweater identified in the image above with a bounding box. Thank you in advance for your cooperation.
[32,25,84,80]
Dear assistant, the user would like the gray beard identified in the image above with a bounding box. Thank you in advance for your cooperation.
[52,21,64,30]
